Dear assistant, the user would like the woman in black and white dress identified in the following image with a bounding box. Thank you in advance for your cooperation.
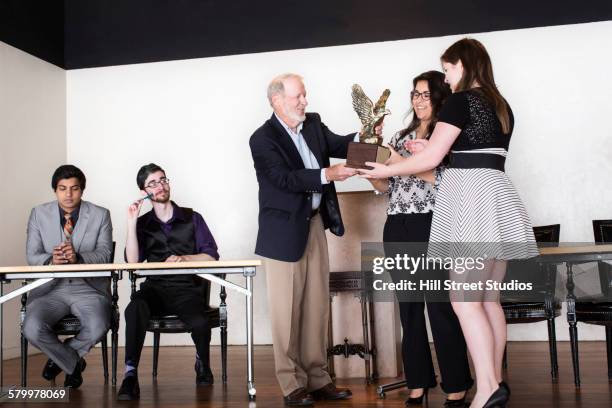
[361,39,538,408]
[369,71,473,407]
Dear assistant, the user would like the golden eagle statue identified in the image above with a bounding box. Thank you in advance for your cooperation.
[351,84,391,144]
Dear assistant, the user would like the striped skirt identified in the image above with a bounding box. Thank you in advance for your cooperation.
[428,150,539,261]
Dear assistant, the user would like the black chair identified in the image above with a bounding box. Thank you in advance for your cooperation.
[129,273,228,383]
[21,242,119,386]
[501,224,561,380]
[568,220,612,384]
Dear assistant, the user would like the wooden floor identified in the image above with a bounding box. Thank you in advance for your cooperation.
[1,342,611,407]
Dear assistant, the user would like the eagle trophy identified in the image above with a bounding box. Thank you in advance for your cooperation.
[351,84,391,144]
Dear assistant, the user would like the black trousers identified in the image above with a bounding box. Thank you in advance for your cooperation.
[124,279,212,368]
[383,212,473,393]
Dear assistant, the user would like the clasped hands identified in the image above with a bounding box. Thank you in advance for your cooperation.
[165,254,186,262]
[52,241,77,264]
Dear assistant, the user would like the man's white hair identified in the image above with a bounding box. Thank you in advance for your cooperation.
[267,73,303,105]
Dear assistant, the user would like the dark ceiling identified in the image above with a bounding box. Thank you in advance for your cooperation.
[1,0,611,70]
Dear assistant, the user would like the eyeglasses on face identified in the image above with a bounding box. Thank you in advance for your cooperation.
[410,91,431,101]
[145,178,170,189]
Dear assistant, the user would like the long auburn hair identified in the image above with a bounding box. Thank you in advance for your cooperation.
[398,70,451,139]
[441,38,511,134]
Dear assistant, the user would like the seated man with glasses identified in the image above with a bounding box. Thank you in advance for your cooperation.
[117,163,220,401]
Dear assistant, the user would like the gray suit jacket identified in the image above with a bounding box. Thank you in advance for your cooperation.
[26,200,113,301]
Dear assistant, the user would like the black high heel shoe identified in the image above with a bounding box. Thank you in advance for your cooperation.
[498,381,510,397]
[444,394,468,407]
[405,387,429,405]
[482,386,509,408]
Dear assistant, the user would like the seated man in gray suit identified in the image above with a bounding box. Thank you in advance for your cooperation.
[23,164,113,388]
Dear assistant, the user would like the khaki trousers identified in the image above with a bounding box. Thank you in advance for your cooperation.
[264,214,331,396]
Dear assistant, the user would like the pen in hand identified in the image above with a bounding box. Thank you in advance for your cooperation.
[134,193,153,204]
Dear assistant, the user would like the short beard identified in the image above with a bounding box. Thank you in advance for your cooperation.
[283,103,306,124]
[290,112,306,123]
[151,192,170,203]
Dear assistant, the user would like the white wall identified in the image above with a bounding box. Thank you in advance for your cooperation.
[0,41,66,358]
[65,20,612,347]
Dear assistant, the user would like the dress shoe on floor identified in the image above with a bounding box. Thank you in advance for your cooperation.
[444,390,469,407]
[482,386,510,408]
[406,387,430,405]
[283,387,314,406]
[64,358,86,388]
[117,374,140,401]
[42,358,62,381]
[195,360,214,385]
[444,395,468,407]
[310,383,352,400]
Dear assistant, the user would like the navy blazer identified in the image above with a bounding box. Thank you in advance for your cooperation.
[250,113,355,262]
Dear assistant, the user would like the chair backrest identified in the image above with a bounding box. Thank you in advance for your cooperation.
[196,276,212,307]
[533,224,560,247]
[593,220,612,244]
[110,241,116,263]
[503,224,560,299]
[592,220,612,297]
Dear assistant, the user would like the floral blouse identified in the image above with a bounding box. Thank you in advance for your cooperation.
[383,131,444,215]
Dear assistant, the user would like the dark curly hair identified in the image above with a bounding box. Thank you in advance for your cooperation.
[398,70,451,139]
[136,163,165,189]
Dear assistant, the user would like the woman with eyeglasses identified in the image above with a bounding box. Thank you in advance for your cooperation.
[361,39,538,408]
[368,70,473,407]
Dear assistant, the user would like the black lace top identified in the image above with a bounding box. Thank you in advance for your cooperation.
[438,89,514,151]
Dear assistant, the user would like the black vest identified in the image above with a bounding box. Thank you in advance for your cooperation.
[142,206,197,285]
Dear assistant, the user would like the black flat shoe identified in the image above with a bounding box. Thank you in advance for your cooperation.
[195,360,214,385]
[405,387,429,405]
[64,358,86,389]
[117,375,140,401]
[42,358,62,381]
[482,386,509,408]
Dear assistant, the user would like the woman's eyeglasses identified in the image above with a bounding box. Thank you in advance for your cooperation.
[410,91,431,101]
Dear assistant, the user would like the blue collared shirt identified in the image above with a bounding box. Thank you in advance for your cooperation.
[274,113,327,210]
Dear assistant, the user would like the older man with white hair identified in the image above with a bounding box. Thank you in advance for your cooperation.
[249,73,380,406]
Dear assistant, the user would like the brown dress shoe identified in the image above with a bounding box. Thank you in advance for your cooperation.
[310,383,352,400]
[283,387,314,406]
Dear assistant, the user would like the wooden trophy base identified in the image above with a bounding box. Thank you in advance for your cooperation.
[346,142,391,169]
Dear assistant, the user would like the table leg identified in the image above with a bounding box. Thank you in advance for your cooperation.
[0,279,9,398]
[376,380,408,399]
[246,274,256,400]
[220,284,228,384]
[20,289,28,387]
[566,263,580,387]
[112,271,120,386]
[1,279,3,389]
